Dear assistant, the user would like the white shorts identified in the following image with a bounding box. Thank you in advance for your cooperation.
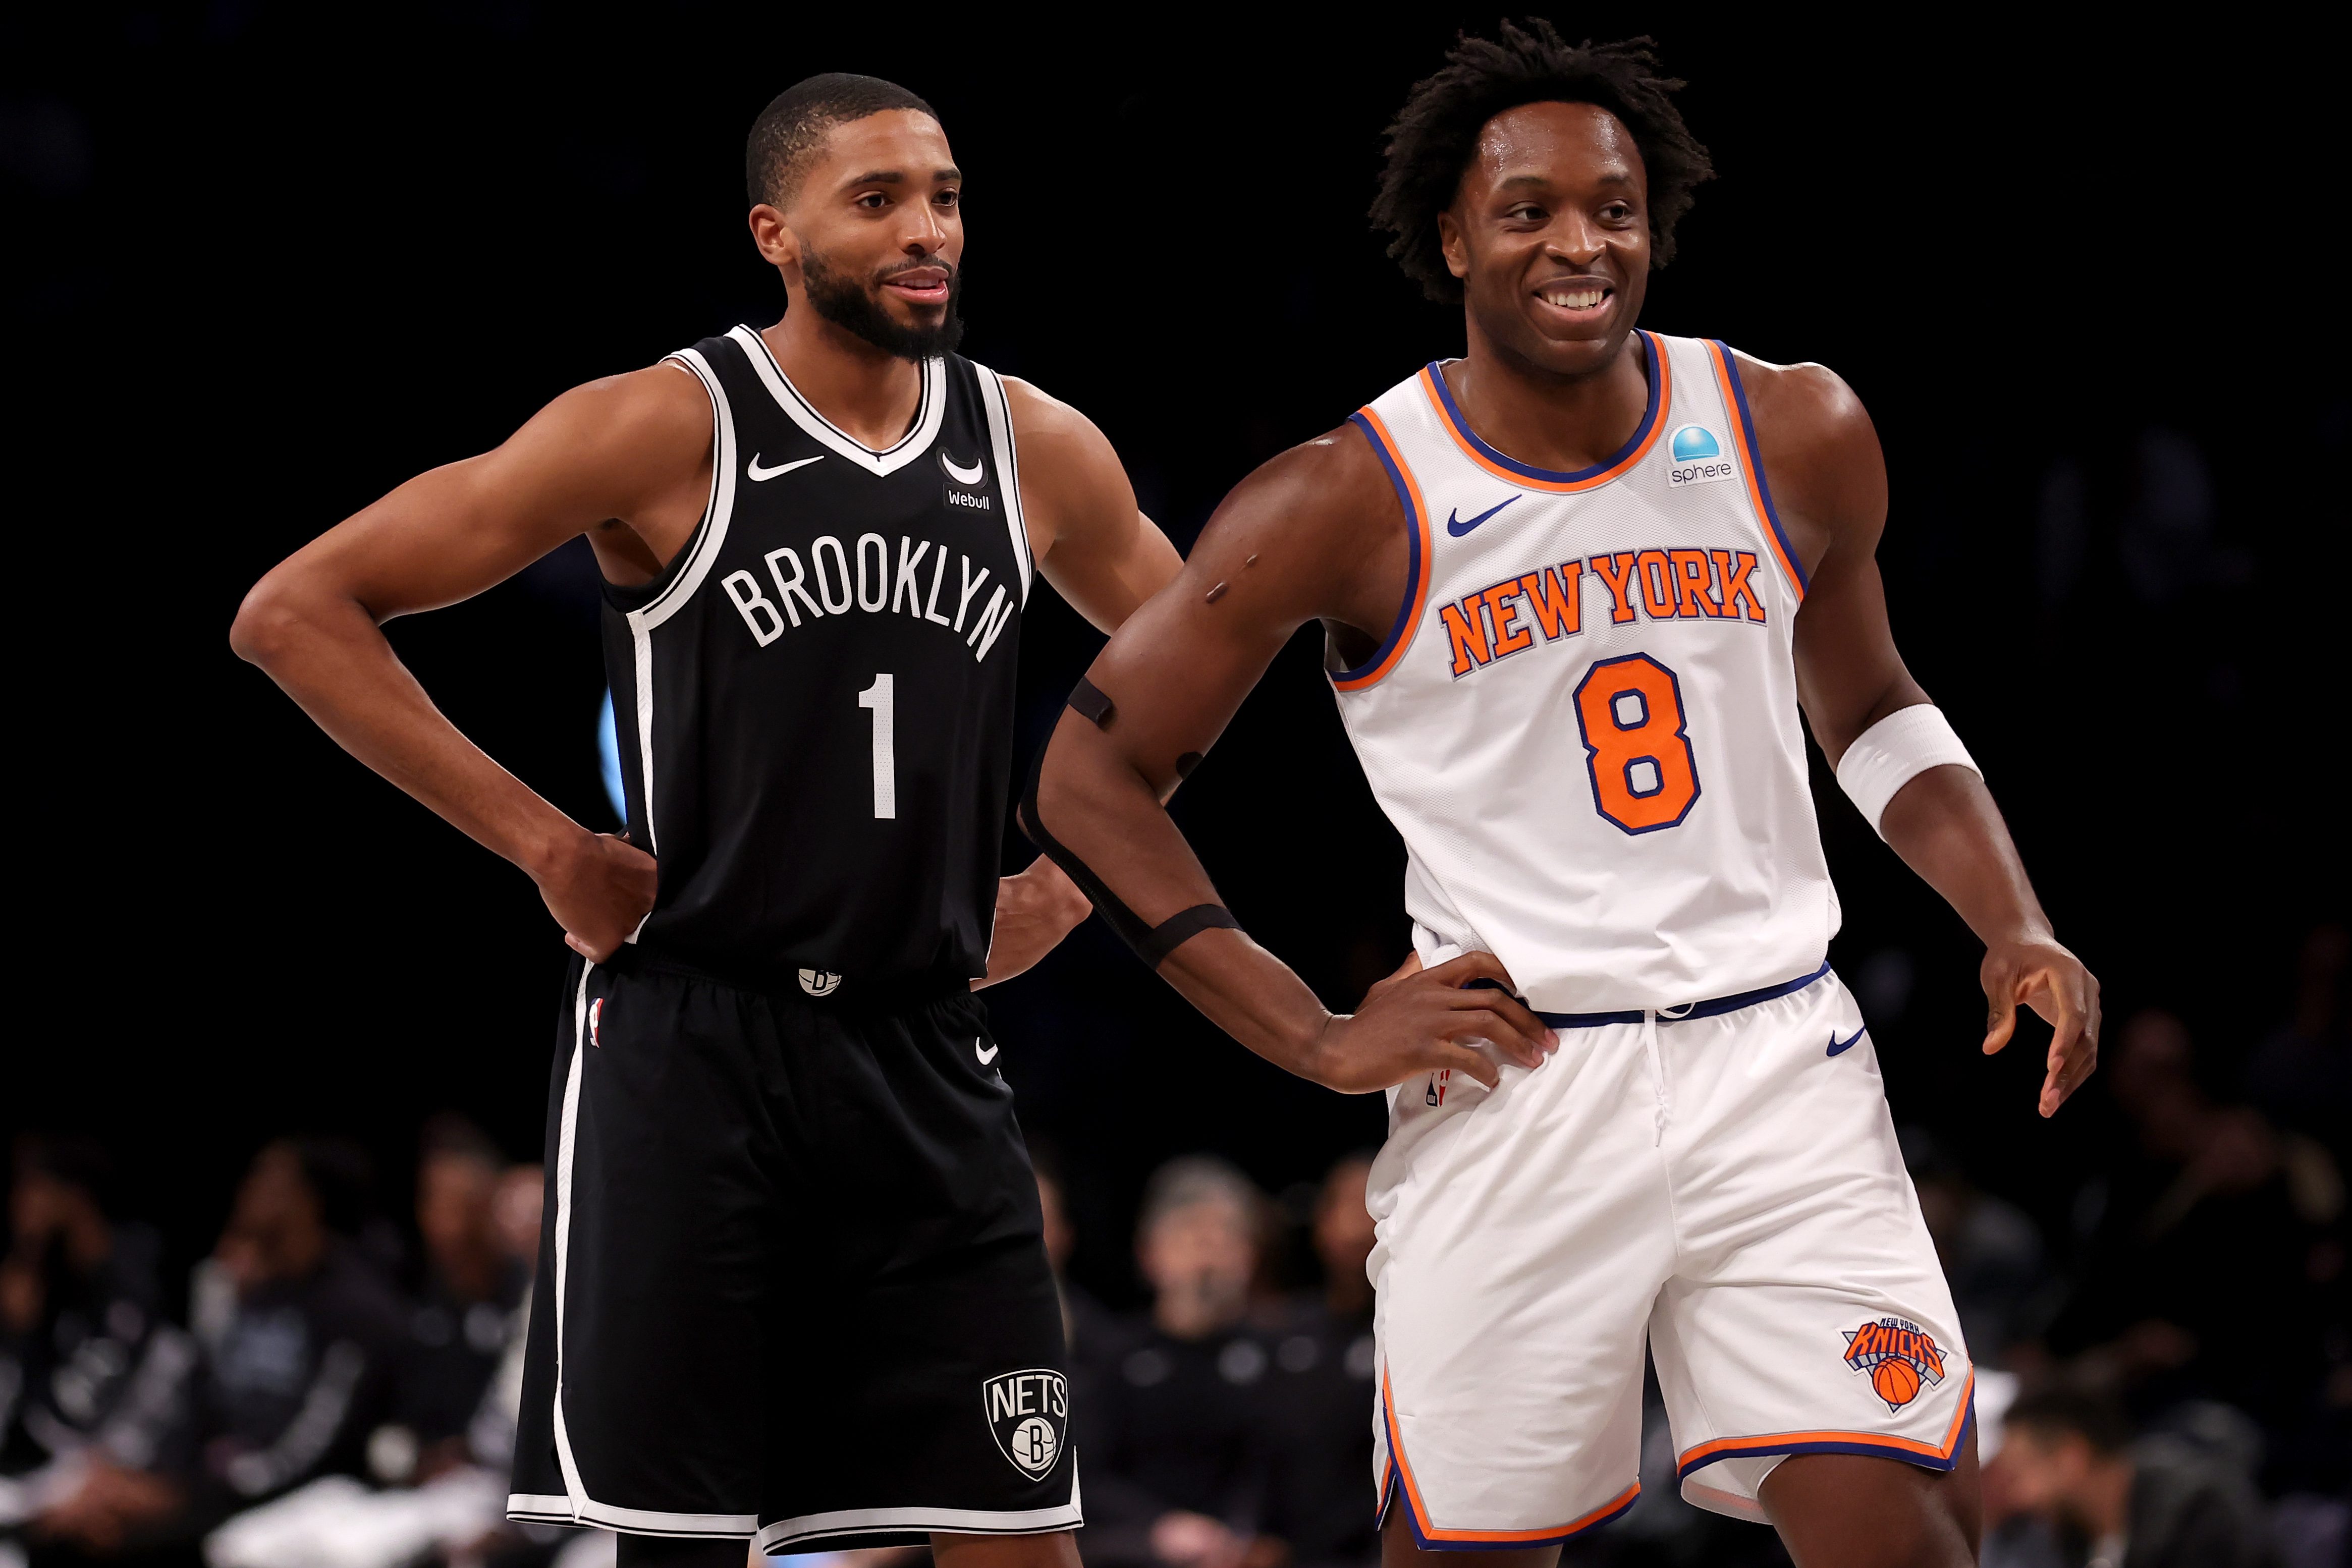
[1368,964,1972,1538]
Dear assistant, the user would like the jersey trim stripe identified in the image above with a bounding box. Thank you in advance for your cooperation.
[972,365,1033,603]
[632,349,742,853]
[1378,1369,1638,1546]
[1707,341,1808,600]
[727,324,946,476]
[1415,332,1669,493]
[1674,1370,1977,1480]
[1332,408,1432,692]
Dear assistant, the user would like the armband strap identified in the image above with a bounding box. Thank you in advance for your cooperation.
[1835,704,1980,838]
[1136,904,1240,967]
[1017,746,1240,970]
[1067,676,1115,728]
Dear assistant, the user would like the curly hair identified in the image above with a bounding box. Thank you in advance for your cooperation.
[1370,22,1714,303]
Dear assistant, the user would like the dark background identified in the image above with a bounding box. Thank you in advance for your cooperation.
[7,6,2344,1312]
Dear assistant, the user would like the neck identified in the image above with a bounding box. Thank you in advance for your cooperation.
[761,305,924,451]
[1450,319,1650,473]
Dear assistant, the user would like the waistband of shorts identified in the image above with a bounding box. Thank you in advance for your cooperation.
[1533,959,1833,1029]
[604,942,974,1013]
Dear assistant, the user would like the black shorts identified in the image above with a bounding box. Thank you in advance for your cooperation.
[508,949,1076,1551]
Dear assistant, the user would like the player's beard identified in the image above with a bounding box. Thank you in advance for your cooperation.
[800,247,965,361]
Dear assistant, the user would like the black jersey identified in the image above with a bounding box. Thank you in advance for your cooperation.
[602,325,1031,991]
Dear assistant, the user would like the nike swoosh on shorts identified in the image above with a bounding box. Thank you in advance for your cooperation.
[1446,493,1522,537]
[1827,1027,1867,1057]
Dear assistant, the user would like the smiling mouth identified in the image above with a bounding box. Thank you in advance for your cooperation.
[882,266,953,306]
[1537,280,1611,312]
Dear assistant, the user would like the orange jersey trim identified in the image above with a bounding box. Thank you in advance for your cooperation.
[1332,407,1434,693]
[1381,1368,1640,1544]
[1415,335,1670,495]
[1705,340,1807,603]
[1675,1369,1977,1478]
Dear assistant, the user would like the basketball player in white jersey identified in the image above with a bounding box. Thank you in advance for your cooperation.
[1022,24,2096,1568]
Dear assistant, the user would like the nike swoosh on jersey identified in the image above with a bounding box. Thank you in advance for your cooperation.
[940,450,985,485]
[747,454,825,481]
[1445,493,1522,537]
[1827,1026,1867,1057]
[975,1039,1000,1065]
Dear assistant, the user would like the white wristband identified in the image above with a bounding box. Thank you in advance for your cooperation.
[1835,704,1979,837]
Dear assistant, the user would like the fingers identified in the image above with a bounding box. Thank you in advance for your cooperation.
[1981,969,2018,1056]
[1434,1041,1501,1090]
[1384,950,1426,985]
[1425,949,1517,993]
[2033,966,2101,1117]
[1445,988,1557,1055]
[1440,1006,1548,1070]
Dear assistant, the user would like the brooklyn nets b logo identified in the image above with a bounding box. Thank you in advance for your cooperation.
[982,1369,1069,1480]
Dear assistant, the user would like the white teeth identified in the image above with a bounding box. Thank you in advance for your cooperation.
[1543,287,1605,309]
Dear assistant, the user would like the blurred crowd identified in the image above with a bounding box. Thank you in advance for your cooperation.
[4,925,2344,1568]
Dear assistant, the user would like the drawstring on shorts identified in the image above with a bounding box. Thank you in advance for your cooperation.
[1642,1003,1695,1143]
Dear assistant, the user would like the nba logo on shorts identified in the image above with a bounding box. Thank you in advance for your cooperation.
[981,1368,1069,1480]
[1841,1315,1946,1412]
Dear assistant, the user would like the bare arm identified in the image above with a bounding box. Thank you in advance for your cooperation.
[1752,354,2101,1115]
[1026,428,1554,1091]
[229,363,713,960]
[966,379,1189,988]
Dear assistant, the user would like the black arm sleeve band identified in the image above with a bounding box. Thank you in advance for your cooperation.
[1016,687,1237,969]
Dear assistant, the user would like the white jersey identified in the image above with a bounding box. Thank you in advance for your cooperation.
[1332,332,1836,1014]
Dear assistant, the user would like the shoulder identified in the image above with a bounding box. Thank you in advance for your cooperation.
[1213,421,1395,535]
[996,374,1120,479]
[1720,347,1885,537]
[1722,348,1878,466]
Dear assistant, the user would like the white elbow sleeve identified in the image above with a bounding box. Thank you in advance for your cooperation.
[1835,704,1979,838]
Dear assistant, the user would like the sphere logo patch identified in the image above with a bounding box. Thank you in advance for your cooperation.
[982,1368,1069,1480]
[1842,1315,1946,1412]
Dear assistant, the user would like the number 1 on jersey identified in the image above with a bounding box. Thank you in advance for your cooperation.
[858,674,896,819]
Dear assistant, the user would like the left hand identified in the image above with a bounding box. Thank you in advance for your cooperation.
[975,858,1092,989]
[1980,936,2101,1117]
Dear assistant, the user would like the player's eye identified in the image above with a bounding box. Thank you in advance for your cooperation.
[935,189,960,209]
[855,192,888,209]
[1599,203,1634,222]
[1507,203,1544,223]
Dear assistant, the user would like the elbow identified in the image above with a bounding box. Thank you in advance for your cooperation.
[228,572,309,670]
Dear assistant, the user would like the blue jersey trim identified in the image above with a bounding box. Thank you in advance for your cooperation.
[1423,331,1664,486]
[1530,959,1832,1029]
[1335,411,1425,685]
[1711,340,1809,592]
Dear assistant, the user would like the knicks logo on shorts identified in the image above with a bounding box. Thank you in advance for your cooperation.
[982,1368,1069,1480]
[1842,1316,1946,1412]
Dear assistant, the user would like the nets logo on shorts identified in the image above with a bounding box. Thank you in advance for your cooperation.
[1842,1316,1947,1412]
[982,1368,1069,1480]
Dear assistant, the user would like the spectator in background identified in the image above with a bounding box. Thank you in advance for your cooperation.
[1258,1155,1379,1568]
[30,1138,406,1562]
[386,1117,526,1482]
[1901,1129,2046,1362]
[2,1138,186,1553]
[1990,1387,2278,1568]
[1032,1149,1113,1365]
[1084,1157,1285,1568]
[2048,1010,2328,1432]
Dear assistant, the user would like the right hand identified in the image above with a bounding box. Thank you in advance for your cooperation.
[1304,950,1556,1094]
[536,829,658,961]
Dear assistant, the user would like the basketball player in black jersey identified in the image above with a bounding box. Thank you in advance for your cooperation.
[233,75,1178,1568]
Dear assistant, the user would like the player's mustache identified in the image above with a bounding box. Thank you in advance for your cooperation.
[875,256,957,288]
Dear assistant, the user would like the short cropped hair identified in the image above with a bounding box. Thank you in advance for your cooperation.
[745,73,940,210]
[1371,21,1715,302]
[1136,1155,1262,1240]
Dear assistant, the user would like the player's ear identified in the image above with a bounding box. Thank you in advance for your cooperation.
[1437,210,1469,282]
[748,204,802,272]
